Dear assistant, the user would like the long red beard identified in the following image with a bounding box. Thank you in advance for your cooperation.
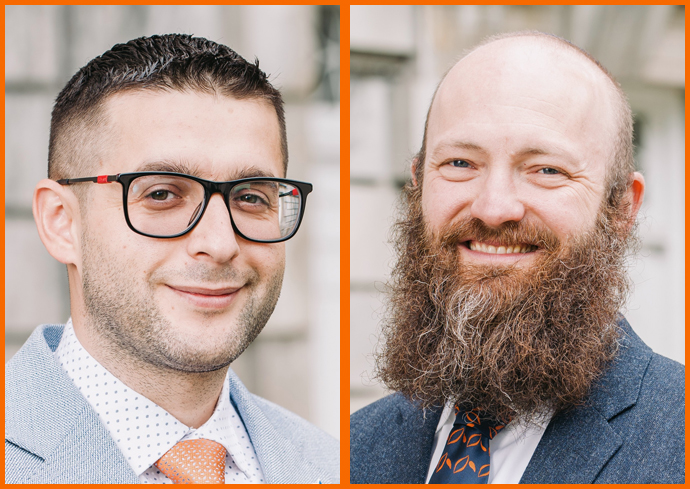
[374,184,636,423]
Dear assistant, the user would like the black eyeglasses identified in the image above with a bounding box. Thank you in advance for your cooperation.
[57,172,313,243]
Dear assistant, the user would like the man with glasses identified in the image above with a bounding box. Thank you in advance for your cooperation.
[6,34,338,484]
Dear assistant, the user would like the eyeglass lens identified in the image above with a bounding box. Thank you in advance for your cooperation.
[126,175,302,240]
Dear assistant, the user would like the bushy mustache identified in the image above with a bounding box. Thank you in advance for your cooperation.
[432,217,560,254]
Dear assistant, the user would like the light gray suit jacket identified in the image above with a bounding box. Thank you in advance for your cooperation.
[6,324,339,484]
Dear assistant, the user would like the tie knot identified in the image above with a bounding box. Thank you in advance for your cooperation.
[453,405,506,440]
[155,439,226,484]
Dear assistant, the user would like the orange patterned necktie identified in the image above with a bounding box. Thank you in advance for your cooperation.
[155,439,226,484]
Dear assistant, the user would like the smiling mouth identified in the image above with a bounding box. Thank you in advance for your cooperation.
[465,240,538,254]
[165,284,243,310]
[169,285,241,296]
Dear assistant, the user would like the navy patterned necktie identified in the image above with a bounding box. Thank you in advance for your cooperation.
[429,405,506,484]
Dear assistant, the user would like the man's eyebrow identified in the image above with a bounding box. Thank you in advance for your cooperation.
[431,140,488,156]
[512,145,578,164]
[431,140,575,161]
[230,167,279,180]
[133,161,279,180]
[136,160,200,174]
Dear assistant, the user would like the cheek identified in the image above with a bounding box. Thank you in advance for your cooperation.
[247,243,285,276]
[95,225,169,279]
[529,194,599,239]
[421,181,471,230]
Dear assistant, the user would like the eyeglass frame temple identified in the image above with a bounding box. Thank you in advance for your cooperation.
[56,175,119,185]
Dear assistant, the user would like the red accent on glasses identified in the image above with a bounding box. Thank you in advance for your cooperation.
[291,188,298,196]
[97,175,109,184]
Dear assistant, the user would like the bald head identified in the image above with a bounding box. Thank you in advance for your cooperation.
[415,32,634,208]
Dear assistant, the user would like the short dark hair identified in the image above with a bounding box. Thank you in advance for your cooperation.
[49,34,287,181]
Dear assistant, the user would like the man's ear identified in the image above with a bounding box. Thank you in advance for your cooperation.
[411,158,419,186]
[33,179,82,266]
[627,171,645,223]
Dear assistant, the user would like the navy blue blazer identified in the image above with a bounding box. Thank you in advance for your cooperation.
[351,319,685,483]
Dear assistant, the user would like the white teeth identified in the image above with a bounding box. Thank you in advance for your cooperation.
[469,241,535,254]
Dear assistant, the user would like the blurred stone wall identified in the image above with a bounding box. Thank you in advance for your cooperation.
[5,4,340,438]
[350,5,685,412]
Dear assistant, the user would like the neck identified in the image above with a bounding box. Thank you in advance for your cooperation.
[72,318,227,429]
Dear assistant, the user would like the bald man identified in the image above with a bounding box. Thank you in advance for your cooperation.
[350,32,684,484]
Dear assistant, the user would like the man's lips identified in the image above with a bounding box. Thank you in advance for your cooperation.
[166,284,242,309]
[167,285,241,296]
[464,240,538,255]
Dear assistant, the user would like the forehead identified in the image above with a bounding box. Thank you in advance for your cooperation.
[99,90,284,179]
[426,38,617,166]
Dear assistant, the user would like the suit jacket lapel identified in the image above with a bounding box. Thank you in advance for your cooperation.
[391,398,443,483]
[521,319,653,484]
[352,394,441,484]
[520,405,622,483]
[226,370,331,484]
[6,325,138,484]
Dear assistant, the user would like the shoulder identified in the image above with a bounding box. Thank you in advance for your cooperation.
[351,392,442,446]
[351,392,409,440]
[605,321,685,443]
[614,322,684,417]
[351,393,442,484]
[250,393,339,457]
[6,324,65,407]
[226,370,339,483]
[600,344,685,483]
[248,393,339,483]
[6,324,64,381]
[642,351,685,395]
[628,351,684,426]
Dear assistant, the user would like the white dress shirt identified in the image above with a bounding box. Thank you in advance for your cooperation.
[426,402,551,484]
[54,319,264,484]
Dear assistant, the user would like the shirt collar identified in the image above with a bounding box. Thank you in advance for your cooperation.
[435,402,456,434]
[54,318,252,477]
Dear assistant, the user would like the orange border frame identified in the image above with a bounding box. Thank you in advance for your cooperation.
[340,3,352,485]
[3,2,688,487]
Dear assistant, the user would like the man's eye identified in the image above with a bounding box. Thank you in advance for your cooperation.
[240,194,260,204]
[538,167,560,175]
[449,160,471,168]
[149,190,172,201]
[235,192,270,208]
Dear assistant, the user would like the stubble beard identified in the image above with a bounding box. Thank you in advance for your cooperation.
[80,230,283,374]
[374,184,637,424]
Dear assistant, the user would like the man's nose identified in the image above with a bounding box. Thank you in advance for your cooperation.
[185,193,240,263]
[469,168,526,227]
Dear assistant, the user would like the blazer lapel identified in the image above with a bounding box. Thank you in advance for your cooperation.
[520,405,622,483]
[6,325,138,484]
[350,392,441,483]
[226,370,332,484]
[521,319,652,484]
[27,406,139,484]
[390,397,443,484]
